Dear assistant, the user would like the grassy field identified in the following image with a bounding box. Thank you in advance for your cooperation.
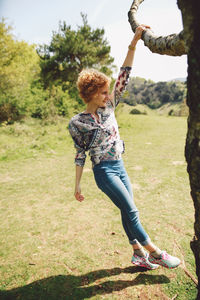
[0,111,197,300]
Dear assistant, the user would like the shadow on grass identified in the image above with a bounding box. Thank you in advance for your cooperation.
[0,266,170,300]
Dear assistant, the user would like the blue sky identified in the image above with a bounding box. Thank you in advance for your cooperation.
[0,0,187,81]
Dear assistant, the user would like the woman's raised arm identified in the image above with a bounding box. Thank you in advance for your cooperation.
[122,25,150,67]
[110,25,150,106]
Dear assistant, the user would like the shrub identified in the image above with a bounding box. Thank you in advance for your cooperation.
[28,83,76,120]
[168,109,174,116]
[130,108,142,114]
[0,103,20,124]
[130,108,147,115]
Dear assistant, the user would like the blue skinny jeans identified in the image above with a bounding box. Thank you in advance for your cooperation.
[93,159,151,246]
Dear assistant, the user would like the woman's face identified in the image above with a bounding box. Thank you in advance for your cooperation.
[90,84,110,108]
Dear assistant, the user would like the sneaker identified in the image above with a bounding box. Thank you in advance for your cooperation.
[131,253,159,270]
[149,251,181,269]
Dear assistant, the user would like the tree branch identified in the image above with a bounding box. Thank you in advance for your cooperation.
[128,0,187,56]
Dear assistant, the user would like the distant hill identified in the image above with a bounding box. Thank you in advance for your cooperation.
[169,77,186,82]
[122,76,187,110]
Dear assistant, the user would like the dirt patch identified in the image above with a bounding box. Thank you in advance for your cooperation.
[0,175,13,183]
[138,285,171,300]
[83,168,92,173]
[172,161,185,166]
[149,177,162,185]
[133,166,143,171]
[132,183,141,190]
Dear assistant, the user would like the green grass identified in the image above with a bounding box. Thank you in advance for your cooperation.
[0,113,197,300]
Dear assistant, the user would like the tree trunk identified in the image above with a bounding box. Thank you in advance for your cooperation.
[128,0,187,56]
[177,0,200,297]
[128,0,200,297]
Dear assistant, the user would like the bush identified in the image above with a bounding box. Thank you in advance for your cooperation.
[0,20,41,123]
[0,92,27,123]
[130,108,142,114]
[28,83,76,120]
[28,84,49,119]
[130,108,147,115]
[0,103,20,124]
[168,109,174,116]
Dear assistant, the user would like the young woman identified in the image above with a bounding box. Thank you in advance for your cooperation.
[68,25,181,269]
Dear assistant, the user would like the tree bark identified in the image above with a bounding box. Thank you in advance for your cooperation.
[128,0,200,297]
[128,0,187,56]
[177,0,200,297]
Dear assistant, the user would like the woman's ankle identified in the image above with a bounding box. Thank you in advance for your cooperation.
[144,242,159,252]
[134,247,146,257]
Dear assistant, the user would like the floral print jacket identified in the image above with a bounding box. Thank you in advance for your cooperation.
[68,66,131,167]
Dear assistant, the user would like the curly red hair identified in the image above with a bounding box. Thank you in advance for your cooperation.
[77,69,111,103]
